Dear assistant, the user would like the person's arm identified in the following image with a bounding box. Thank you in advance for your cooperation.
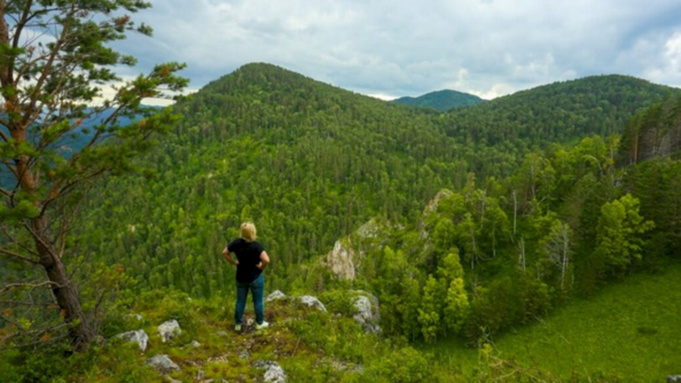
[222,247,239,266]
[257,250,270,270]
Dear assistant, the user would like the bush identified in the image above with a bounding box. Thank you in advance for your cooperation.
[360,346,436,383]
[319,289,358,317]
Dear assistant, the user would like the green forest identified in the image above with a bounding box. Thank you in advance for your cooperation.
[2,3,681,381]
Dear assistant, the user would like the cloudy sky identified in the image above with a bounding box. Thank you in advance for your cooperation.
[115,0,681,101]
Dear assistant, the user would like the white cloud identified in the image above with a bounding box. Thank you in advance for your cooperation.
[644,31,681,87]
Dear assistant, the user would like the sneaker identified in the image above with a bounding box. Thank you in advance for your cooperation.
[255,321,269,330]
[235,324,242,331]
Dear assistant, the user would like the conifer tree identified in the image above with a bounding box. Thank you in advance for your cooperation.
[0,0,186,350]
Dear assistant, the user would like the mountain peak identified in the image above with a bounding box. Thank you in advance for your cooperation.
[393,89,486,111]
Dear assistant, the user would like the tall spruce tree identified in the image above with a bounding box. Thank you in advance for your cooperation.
[0,0,186,351]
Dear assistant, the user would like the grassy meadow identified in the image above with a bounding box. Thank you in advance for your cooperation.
[430,263,681,381]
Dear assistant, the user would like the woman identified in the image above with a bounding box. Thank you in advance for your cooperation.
[222,222,270,331]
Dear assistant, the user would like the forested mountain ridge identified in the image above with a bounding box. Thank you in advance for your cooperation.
[75,63,680,300]
[440,75,680,174]
[392,89,486,111]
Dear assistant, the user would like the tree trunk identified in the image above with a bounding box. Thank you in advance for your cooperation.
[34,218,96,351]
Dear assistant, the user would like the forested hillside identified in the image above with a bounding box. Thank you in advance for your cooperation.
[392,89,486,111]
[74,63,679,299]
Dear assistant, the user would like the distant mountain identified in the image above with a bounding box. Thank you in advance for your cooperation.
[392,89,486,111]
[443,74,679,147]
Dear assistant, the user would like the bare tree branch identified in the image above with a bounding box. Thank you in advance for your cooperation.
[0,280,63,295]
[0,248,40,265]
[0,300,54,307]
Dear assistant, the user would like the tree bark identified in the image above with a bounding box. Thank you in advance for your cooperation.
[34,217,96,351]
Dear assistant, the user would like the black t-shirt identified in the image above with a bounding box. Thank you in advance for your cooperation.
[228,238,265,283]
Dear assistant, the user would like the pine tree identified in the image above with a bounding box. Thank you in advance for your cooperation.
[0,0,186,350]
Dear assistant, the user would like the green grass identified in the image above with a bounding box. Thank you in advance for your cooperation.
[433,263,681,381]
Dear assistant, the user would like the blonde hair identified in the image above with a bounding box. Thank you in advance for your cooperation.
[240,222,257,242]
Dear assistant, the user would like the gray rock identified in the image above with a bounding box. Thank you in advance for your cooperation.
[352,292,381,334]
[147,354,180,372]
[114,329,148,352]
[266,290,287,302]
[668,376,681,383]
[158,319,181,343]
[299,296,327,313]
[255,360,287,383]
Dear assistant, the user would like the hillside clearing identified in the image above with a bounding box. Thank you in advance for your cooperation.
[432,263,681,381]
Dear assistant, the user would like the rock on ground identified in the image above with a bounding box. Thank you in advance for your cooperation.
[255,360,287,383]
[299,296,327,313]
[147,354,180,372]
[114,329,148,352]
[158,319,182,343]
[266,290,287,302]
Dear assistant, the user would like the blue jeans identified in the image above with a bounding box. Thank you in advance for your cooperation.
[235,273,265,325]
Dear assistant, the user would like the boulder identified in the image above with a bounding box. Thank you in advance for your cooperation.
[115,329,148,352]
[158,319,181,343]
[299,295,327,313]
[255,360,287,383]
[352,292,381,334]
[146,354,180,372]
[266,290,287,302]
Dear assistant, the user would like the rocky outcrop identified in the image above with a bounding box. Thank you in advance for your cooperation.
[115,329,149,352]
[299,295,327,313]
[158,320,182,343]
[618,95,681,166]
[325,240,356,280]
[146,354,180,372]
[323,218,391,280]
[352,292,381,334]
[420,189,455,239]
[422,189,454,217]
